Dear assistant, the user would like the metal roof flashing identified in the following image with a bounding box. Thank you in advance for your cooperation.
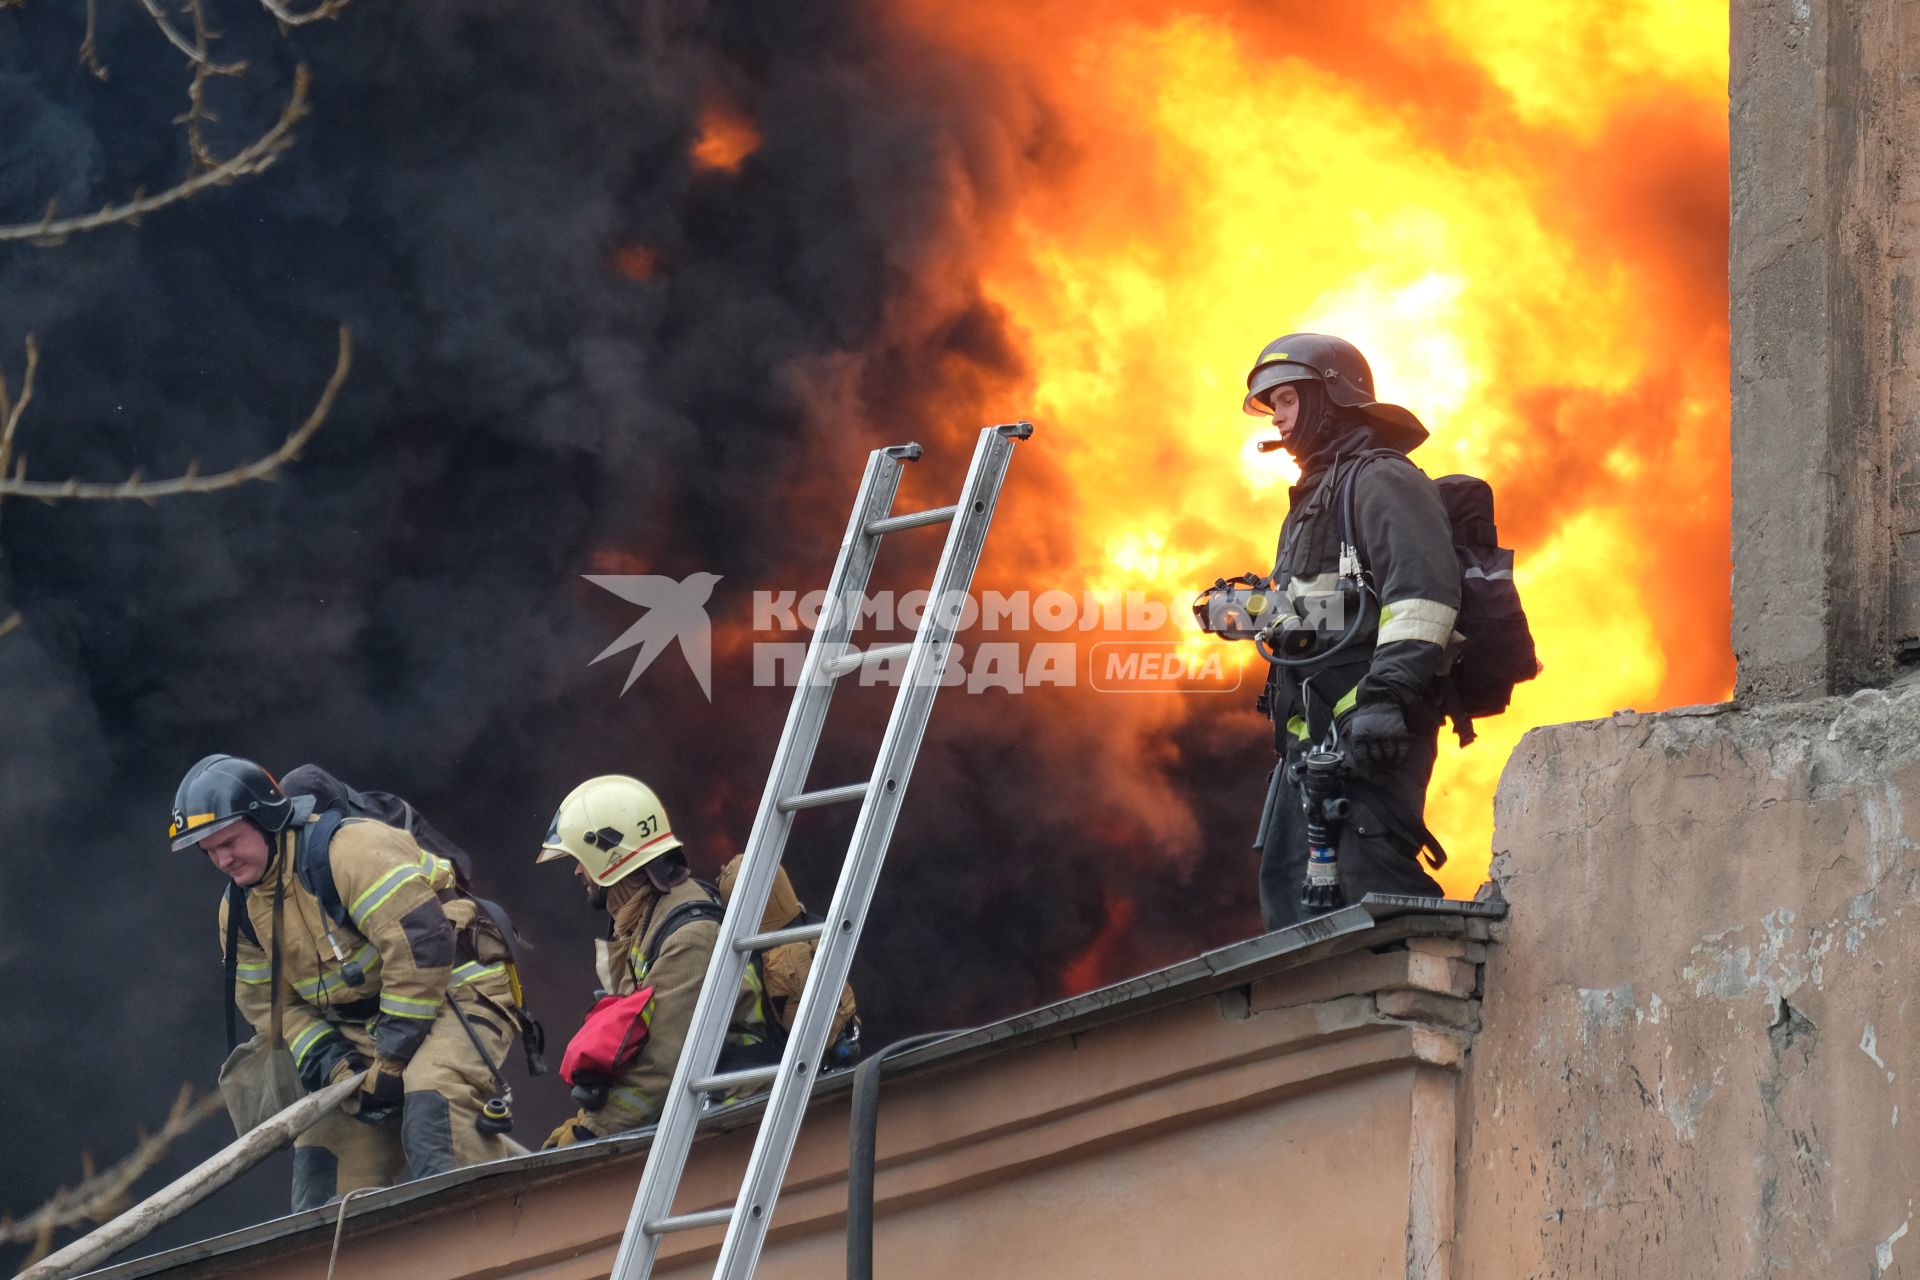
[78,895,1502,1280]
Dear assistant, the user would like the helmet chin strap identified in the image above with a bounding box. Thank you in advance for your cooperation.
[261,823,287,875]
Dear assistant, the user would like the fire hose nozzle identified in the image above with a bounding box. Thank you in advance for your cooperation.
[1298,749,1350,914]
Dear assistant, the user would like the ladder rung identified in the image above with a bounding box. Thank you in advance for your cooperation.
[737,921,825,951]
[645,1205,737,1236]
[777,782,869,812]
[691,1064,780,1096]
[821,642,915,678]
[865,504,958,536]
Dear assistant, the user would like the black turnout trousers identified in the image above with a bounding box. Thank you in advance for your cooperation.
[1257,724,1444,932]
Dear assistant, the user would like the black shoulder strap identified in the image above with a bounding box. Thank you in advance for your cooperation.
[1335,448,1404,567]
[641,897,725,974]
[223,883,245,1050]
[294,808,350,926]
[227,881,260,947]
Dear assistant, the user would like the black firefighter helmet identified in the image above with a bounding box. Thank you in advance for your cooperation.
[1241,332,1429,453]
[168,754,296,850]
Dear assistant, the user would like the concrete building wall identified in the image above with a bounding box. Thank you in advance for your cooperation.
[1457,684,1920,1277]
[1730,0,1920,697]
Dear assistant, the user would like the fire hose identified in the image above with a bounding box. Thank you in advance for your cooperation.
[846,1030,971,1280]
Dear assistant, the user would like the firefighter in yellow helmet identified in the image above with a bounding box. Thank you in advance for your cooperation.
[536,775,772,1147]
[172,754,523,1210]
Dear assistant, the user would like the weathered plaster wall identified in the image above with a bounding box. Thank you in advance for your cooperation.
[1731,0,1920,698]
[1458,681,1920,1277]
[107,921,1491,1280]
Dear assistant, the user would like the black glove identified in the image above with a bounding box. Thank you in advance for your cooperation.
[1345,702,1410,772]
[298,1032,360,1094]
[353,1056,407,1126]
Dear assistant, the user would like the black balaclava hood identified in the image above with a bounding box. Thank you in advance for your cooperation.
[1286,384,1379,474]
[1279,380,1332,461]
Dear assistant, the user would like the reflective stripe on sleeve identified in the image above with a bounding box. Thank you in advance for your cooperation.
[348,865,426,926]
[424,853,457,892]
[608,1087,656,1116]
[377,991,440,1021]
[235,961,272,987]
[289,1022,334,1067]
[1376,598,1458,647]
[452,961,505,987]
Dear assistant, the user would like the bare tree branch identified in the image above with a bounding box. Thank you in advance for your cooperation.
[78,0,110,80]
[0,66,310,246]
[0,1084,224,1265]
[0,326,351,504]
[259,0,355,27]
[0,335,40,536]
[137,0,246,73]
[177,0,248,172]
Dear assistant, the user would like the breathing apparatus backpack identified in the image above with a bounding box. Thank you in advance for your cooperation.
[1427,475,1539,724]
[1336,454,1539,745]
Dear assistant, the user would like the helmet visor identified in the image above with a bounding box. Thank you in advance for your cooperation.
[170,813,247,853]
[1242,361,1319,417]
[535,808,575,864]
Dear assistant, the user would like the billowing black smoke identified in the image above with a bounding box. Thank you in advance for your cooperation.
[0,0,1263,1254]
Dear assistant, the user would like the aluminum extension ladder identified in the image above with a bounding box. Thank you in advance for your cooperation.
[609,421,1034,1280]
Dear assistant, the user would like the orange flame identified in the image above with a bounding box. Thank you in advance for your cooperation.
[895,1,1732,898]
[1063,894,1139,994]
[588,547,651,576]
[691,104,762,173]
[613,244,660,282]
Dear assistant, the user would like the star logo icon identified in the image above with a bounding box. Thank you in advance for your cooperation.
[585,572,723,700]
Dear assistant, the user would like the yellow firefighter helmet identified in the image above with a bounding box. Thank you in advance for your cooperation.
[535,774,684,887]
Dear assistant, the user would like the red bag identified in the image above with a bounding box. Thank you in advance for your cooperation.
[560,987,654,1085]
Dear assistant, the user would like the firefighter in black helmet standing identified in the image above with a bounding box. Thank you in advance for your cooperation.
[1243,333,1460,930]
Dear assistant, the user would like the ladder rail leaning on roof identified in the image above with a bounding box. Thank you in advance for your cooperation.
[609,421,1033,1280]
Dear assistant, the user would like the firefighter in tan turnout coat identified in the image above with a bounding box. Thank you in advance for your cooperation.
[537,774,775,1146]
[173,754,521,1209]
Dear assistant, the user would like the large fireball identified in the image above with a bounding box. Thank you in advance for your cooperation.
[893,0,1732,900]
